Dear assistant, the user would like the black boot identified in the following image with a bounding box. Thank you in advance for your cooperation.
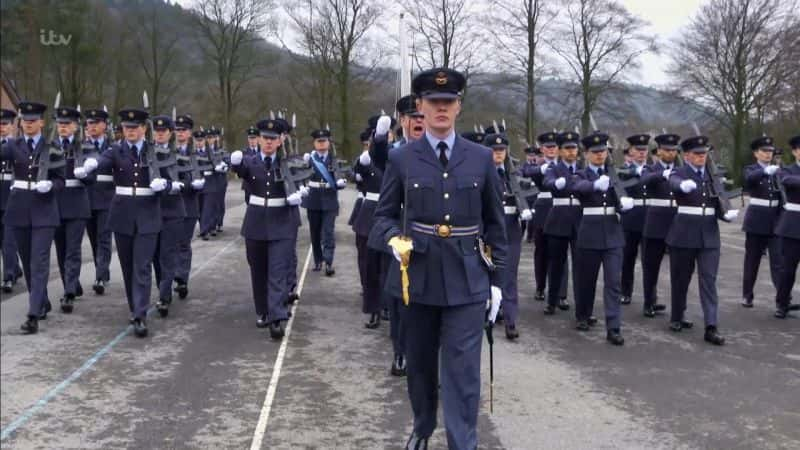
[405,433,428,450]
[175,280,188,300]
[92,279,106,295]
[133,318,148,338]
[365,313,380,329]
[269,321,285,340]
[558,297,570,310]
[505,324,519,340]
[325,263,335,276]
[156,298,170,317]
[21,316,38,334]
[60,294,75,314]
[256,314,269,328]
[391,354,407,377]
[39,300,52,320]
[606,329,625,346]
[704,326,725,345]
[534,291,545,302]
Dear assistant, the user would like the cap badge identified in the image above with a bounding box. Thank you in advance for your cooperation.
[128,111,134,119]
[495,137,502,144]
[594,136,600,143]
[435,71,448,86]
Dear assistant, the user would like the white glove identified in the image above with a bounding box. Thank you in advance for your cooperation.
[520,208,533,221]
[539,162,549,173]
[150,178,167,192]
[230,150,243,165]
[355,173,363,182]
[359,150,371,166]
[554,177,566,190]
[723,209,739,221]
[764,165,778,176]
[487,285,502,323]
[593,175,610,192]
[620,196,634,211]
[336,178,347,188]
[679,179,697,193]
[391,240,413,262]
[191,179,205,190]
[375,115,391,136]
[83,157,98,172]
[170,181,184,193]
[215,163,227,173]
[635,165,644,176]
[662,169,672,180]
[35,180,53,193]
[303,152,311,163]
[299,185,310,197]
[287,191,303,205]
[74,167,88,179]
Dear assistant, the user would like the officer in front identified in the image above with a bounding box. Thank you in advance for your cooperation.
[371,67,507,450]
[773,135,800,318]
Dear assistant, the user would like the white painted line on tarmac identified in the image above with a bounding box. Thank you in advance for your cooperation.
[249,245,312,450]
[0,236,242,441]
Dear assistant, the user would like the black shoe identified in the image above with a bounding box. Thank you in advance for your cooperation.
[788,304,800,311]
[133,318,148,338]
[39,300,52,320]
[256,314,269,328]
[741,298,754,308]
[606,329,625,346]
[325,263,335,276]
[643,306,656,318]
[75,283,83,298]
[312,263,321,272]
[156,299,170,317]
[681,320,694,329]
[21,316,38,334]
[405,433,429,450]
[575,320,590,331]
[704,326,725,345]
[2,280,12,293]
[381,307,390,321]
[174,281,188,300]
[92,280,106,295]
[365,313,380,329]
[391,353,407,377]
[558,298,570,310]
[287,291,299,304]
[505,324,519,340]
[620,296,632,305]
[216,226,223,233]
[534,291,545,302]
[653,303,667,312]
[200,234,209,241]
[210,231,217,237]
[587,316,598,326]
[544,304,556,315]
[669,321,683,332]
[774,307,789,319]
[269,321,285,340]
[60,295,75,314]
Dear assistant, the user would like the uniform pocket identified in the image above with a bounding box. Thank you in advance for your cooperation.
[459,238,489,295]
[455,177,481,217]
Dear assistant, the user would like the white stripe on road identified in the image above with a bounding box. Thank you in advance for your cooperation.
[0,236,242,441]
[249,246,312,450]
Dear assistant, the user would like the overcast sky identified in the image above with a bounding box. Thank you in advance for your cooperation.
[177,0,706,88]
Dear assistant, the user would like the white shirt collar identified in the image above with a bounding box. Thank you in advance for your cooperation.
[424,130,456,153]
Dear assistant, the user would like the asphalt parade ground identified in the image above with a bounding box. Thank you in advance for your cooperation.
[1,188,798,449]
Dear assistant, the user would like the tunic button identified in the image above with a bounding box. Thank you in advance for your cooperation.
[443,173,448,179]
[28,165,32,169]
[266,191,270,195]
[701,203,705,207]
[444,193,449,199]
[134,164,138,168]
[473,182,478,187]
[266,182,270,186]
[414,183,419,188]
[134,182,138,186]
[29,156,33,160]
[444,214,450,221]
[134,172,138,176]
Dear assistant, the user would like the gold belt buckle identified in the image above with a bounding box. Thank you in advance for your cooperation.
[436,224,452,238]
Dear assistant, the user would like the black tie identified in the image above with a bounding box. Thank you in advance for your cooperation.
[437,141,448,168]
[697,169,703,178]
[265,157,272,171]
[569,165,575,175]
[94,141,100,151]
[497,168,505,179]
[62,138,70,149]
[27,138,34,152]
[598,168,604,176]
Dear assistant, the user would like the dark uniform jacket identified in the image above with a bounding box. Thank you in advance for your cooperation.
[665,164,725,249]
[543,160,583,238]
[775,163,800,240]
[234,153,301,241]
[570,166,625,249]
[741,163,781,235]
[1,135,65,227]
[641,160,678,240]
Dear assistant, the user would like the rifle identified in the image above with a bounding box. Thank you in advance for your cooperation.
[141,91,177,182]
[492,121,538,219]
[691,122,738,214]
[773,148,789,206]
[37,92,66,182]
[325,123,351,181]
[275,112,313,195]
[588,114,627,200]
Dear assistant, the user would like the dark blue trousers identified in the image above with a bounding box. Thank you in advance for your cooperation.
[775,236,799,309]
[153,217,183,301]
[199,193,219,235]
[2,223,22,282]
[362,246,385,314]
[669,247,720,327]
[546,235,577,306]
[742,233,782,301]
[575,247,623,329]
[287,232,298,293]
[356,234,368,291]
[641,237,667,308]
[245,238,293,322]
[502,219,522,326]
[55,219,86,296]
[382,254,406,356]
[621,231,642,297]
[13,226,54,317]
[114,232,158,319]
[175,217,197,283]
[86,209,112,282]
[307,209,336,265]
[405,301,484,450]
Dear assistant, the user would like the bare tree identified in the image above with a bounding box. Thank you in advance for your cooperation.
[191,0,273,134]
[404,0,483,77]
[490,0,550,144]
[670,0,799,174]
[547,0,656,134]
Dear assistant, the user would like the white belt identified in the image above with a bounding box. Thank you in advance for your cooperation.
[749,198,779,208]
[552,197,581,206]
[647,198,676,208]
[0,173,13,181]
[203,171,213,176]
[784,202,800,212]
[364,192,380,202]
[537,192,552,199]
[115,186,154,196]
[96,174,113,182]
[308,181,331,189]
[357,192,365,200]
[583,206,617,216]
[11,180,36,190]
[249,195,287,207]
[677,206,715,216]
[504,206,518,215]
[631,199,646,206]
[64,179,83,188]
